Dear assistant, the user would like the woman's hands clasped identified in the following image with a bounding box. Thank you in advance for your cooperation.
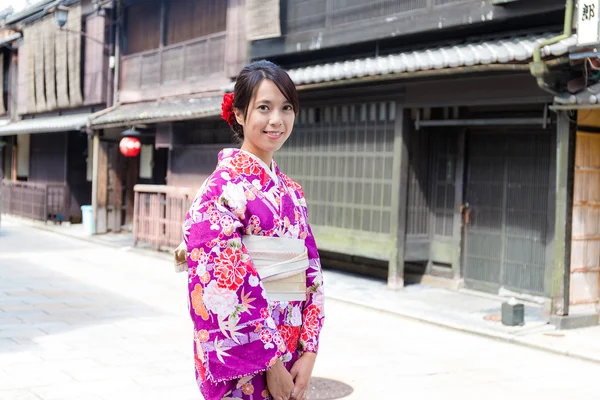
[266,359,295,400]
[267,352,317,400]
[289,352,316,400]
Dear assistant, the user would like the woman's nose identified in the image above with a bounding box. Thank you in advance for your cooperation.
[269,111,282,126]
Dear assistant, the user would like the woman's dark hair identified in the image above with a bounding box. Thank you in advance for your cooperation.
[230,60,299,141]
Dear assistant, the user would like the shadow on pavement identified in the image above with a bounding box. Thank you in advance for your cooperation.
[0,221,173,355]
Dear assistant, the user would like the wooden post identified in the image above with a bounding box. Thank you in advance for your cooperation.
[451,129,466,280]
[133,190,139,246]
[552,111,576,316]
[91,133,99,228]
[12,143,16,181]
[125,156,138,228]
[43,184,48,222]
[110,146,123,232]
[96,140,109,234]
[388,107,411,289]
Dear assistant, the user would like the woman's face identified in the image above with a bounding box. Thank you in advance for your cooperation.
[234,79,295,166]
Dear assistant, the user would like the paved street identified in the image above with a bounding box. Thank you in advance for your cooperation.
[0,219,599,400]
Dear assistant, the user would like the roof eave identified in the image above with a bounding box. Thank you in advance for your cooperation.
[296,63,533,91]
[4,0,57,26]
[90,111,221,129]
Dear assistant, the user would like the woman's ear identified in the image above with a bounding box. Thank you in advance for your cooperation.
[233,108,244,126]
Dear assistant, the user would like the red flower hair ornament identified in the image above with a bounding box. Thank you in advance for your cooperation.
[221,93,236,127]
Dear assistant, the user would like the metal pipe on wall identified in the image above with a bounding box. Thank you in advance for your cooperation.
[529,0,574,95]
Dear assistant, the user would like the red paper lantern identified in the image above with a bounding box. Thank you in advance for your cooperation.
[119,137,141,157]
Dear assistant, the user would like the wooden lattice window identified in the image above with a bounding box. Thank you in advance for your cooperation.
[278,101,396,234]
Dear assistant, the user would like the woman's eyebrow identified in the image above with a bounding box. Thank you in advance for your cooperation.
[255,99,292,105]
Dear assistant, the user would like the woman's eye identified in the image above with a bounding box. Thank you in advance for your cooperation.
[283,105,293,111]
[258,105,269,111]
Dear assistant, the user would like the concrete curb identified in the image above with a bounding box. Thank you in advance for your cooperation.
[7,215,600,366]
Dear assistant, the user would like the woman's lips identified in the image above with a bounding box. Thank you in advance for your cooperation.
[264,131,284,139]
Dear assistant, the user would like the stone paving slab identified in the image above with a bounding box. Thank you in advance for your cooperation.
[2,216,600,400]
[5,214,600,366]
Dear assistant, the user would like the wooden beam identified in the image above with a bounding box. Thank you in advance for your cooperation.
[388,106,411,289]
[551,111,576,316]
[451,129,466,280]
[299,74,551,108]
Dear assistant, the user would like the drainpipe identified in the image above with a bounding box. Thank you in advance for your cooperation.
[529,0,574,95]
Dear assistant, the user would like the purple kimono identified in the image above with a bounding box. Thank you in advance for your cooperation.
[183,148,325,399]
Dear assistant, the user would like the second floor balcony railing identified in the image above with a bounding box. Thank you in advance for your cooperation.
[120,31,228,102]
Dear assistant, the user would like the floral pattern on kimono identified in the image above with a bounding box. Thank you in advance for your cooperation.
[183,148,325,400]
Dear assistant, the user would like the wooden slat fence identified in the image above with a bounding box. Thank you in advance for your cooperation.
[133,184,195,249]
[0,180,69,222]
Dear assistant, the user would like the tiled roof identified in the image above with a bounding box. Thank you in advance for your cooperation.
[0,113,90,136]
[287,33,577,86]
[90,97,222,127]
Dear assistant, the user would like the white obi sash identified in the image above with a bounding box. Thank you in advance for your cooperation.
[242,235,309,302]
[173,236,308,302]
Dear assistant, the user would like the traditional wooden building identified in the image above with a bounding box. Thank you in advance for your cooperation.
[88,0,247,236]
[80,0,597,327]
[0,0,113,223]
[246,0,599,326]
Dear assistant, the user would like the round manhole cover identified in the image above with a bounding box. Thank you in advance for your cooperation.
[307,377,353,400]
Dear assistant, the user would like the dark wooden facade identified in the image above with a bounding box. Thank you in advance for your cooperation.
[275,73,556,296]
[123,0,227,53]
[250,0,568,298]
[110,0,570,299]
[251,0,565,60]
[162,120,232,187]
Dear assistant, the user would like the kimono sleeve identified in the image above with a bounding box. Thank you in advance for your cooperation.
[297,190,325,354]
[183,178,287,384]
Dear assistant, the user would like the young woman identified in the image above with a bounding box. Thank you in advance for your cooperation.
[181,60,325,400]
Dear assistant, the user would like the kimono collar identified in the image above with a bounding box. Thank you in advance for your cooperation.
[218,148,280,185]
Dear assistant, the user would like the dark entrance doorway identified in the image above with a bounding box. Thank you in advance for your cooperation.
[463,129,554,296]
